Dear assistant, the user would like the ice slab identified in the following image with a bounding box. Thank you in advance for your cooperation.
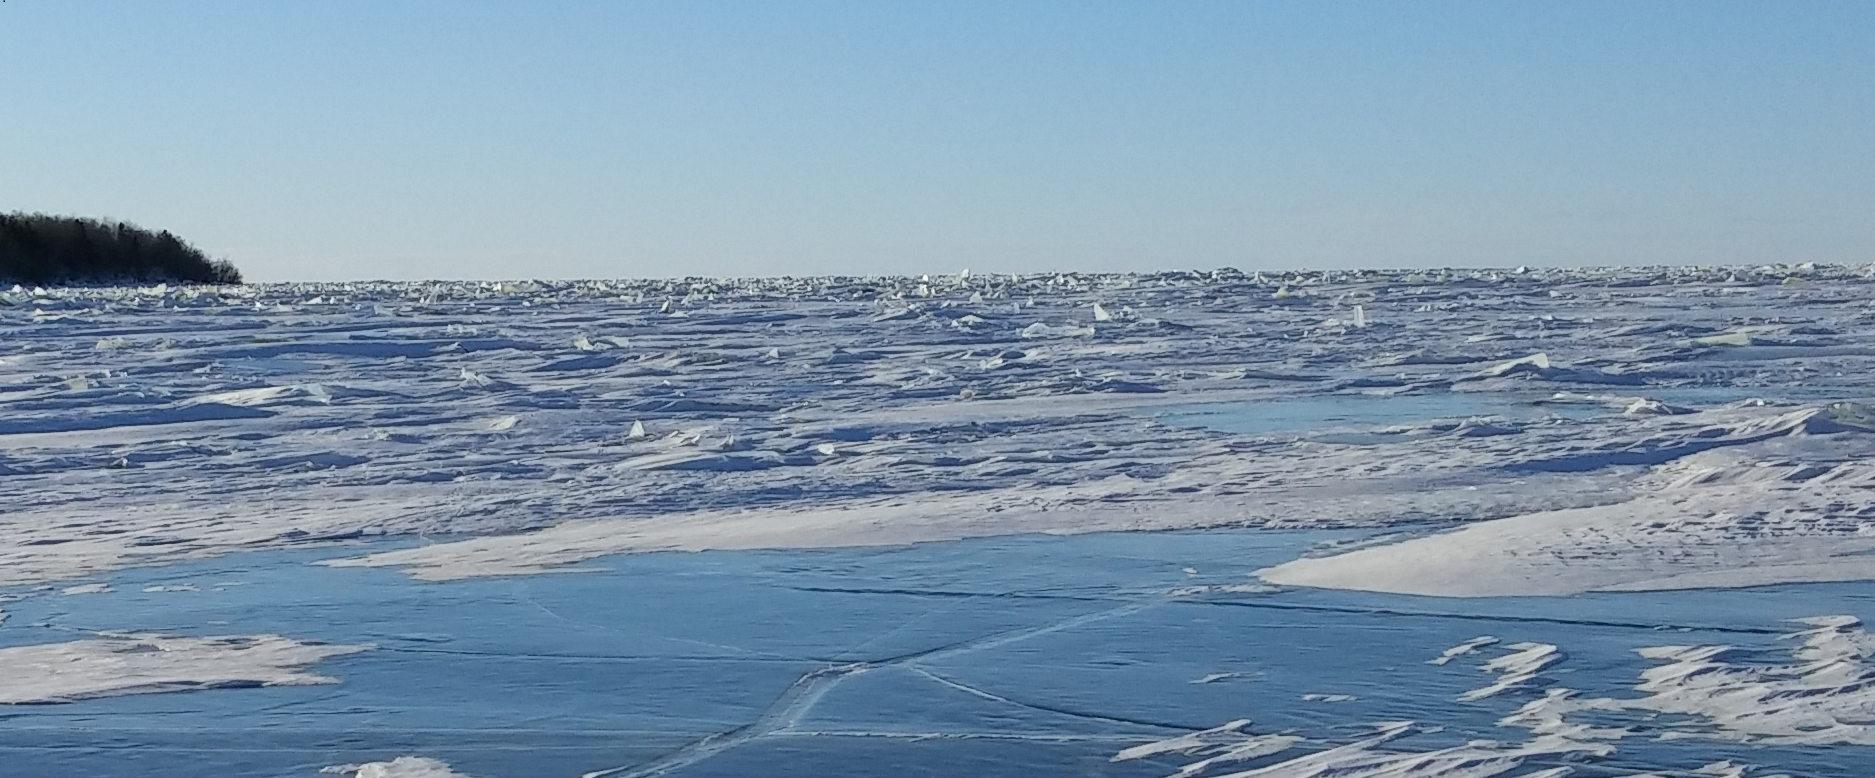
[0,633,369,704]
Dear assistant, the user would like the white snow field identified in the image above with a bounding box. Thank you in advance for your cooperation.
[4,266,1875,776]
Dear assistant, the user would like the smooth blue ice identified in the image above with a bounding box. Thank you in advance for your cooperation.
[2,530,1871,777]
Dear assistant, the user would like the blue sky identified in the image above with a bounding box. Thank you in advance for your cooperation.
[3,1,1871,281]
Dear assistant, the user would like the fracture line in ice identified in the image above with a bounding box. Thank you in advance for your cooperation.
[910,667,1193,732]
[582,600,1159,778]
[582,662,869,778]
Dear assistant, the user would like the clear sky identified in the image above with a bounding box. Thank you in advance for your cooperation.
[3,1,1872,281]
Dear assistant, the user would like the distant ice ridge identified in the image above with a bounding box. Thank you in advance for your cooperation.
[0,633,370,704]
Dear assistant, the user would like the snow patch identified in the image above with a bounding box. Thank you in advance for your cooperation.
[0,633,370,704]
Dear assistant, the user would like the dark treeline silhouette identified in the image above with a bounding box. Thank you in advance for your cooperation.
[0,213,242,286]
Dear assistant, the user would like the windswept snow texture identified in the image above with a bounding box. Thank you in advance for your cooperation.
[1128,613,1875,778]
[1257,404,1875,596]
[6,268,1872,591]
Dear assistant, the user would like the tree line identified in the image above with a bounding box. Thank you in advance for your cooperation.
[0,212,242,285]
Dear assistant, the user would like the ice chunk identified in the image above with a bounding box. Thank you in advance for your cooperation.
[323,757,482,778]
[1019,322,1095,339]
[1460,642,1563,701]
[871,306,921,322]
[1697,331,1757,347]
[1430,635,1499,665]
[1481,352,1552,377]
[187,385,302,406]
[1623,398,1692,415]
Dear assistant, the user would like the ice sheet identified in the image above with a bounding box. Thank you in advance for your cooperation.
[1,530,1870,777]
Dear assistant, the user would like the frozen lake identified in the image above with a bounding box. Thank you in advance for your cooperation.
[8,270,1875,776]
[3,529,1870,777]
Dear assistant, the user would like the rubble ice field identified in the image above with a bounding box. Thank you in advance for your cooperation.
[4,266,1875,777]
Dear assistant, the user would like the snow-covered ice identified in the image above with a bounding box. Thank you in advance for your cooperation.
[6,267,1875,775]
[0,267,1867,591]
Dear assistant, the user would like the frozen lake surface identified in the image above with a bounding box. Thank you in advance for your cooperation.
[7,267,1875,775]
[4,530,1871,778]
